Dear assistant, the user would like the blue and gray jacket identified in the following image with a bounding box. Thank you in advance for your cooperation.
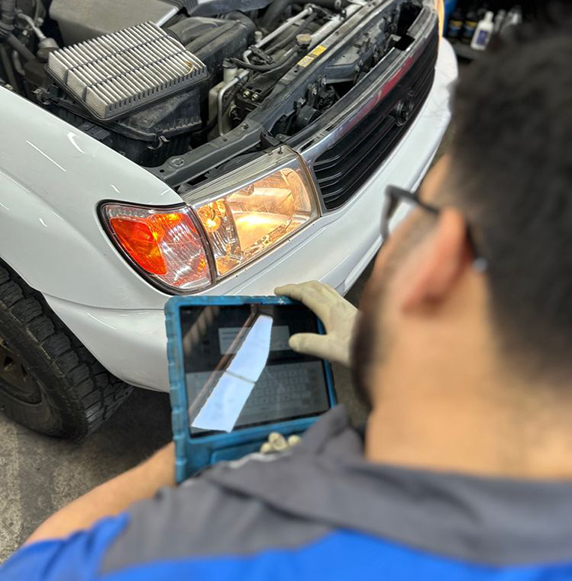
[3,406,572,580]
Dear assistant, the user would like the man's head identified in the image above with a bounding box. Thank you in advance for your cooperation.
[354,28,572,419]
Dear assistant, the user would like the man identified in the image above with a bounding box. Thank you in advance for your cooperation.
[4,25,572,581]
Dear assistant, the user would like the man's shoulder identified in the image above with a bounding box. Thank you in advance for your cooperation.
[101,408,360,576]
[101,454,332,575]
[103,407,360,571]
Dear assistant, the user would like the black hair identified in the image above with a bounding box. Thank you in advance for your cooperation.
[449,22,572,380]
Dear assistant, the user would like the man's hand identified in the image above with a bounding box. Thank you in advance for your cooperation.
[260,432,302,454]
[275,281,358,367]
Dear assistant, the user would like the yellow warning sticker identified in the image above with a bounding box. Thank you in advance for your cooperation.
[298,44,328,68]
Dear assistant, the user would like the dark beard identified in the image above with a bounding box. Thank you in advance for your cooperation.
[351,274,387,412]
[351,213,432,409]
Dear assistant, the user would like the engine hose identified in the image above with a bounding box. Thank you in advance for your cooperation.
[0,43,19,91]
[230,45,301,72]
[0,0,16,41]
[169,13,255,47]
[0,0,35,63]
[225,11,256,31]
[6,34,35,61]
[168,18,220,46]
[260,0,346,31]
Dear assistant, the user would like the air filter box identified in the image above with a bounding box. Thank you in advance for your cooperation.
[47,22,207,120]
[45,22,209,167]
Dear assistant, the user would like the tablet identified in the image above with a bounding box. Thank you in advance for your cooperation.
[166,296,336,481]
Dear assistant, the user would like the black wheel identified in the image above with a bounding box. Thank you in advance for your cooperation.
[0,263,132,439]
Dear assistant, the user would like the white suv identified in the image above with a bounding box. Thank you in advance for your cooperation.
[0,0,456,436]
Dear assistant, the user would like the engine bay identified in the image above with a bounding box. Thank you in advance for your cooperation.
[0,0,430,184]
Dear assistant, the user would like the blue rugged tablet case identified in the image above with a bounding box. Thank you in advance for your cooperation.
[165,295,337,483]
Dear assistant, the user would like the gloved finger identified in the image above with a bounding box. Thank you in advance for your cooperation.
[275,283,318,303]
[287,435,302,447]
[320,282,343,299]
[289,333,337,362]
[272,438,288,452]
[268,433,287,448]
[275,283,331,322]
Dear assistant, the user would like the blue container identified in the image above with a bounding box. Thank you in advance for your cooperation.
[445,0,458,23]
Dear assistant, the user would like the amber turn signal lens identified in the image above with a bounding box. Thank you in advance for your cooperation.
[110,216,170,275]
[103,204,211,292]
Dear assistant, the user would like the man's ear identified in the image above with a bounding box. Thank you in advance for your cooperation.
[402,209,469,311]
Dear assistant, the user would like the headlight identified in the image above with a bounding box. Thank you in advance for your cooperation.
[101,204,212,293]
[188,147,319,279]
[101,148,319,293]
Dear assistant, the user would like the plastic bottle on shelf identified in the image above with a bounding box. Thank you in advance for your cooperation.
[477,4,489,19]
[447,8,464,41]
[471,10,495,50]
[461,8,479,44]
[494,9,507,32]
[502,6,523,32]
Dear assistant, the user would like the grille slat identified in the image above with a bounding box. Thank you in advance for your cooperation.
[315,116,397,183]
[320,67,435,200]
[314,27,439,210]
[47,22,207,120]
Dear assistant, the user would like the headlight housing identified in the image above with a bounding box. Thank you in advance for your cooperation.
[188,147,319,279]
[101,147,319,293]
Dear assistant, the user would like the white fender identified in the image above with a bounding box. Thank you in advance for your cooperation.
[0,86,183,309]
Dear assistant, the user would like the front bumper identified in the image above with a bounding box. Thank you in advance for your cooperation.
[46,40,458,393]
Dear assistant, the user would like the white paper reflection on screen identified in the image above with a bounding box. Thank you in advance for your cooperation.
[191,314,273,432]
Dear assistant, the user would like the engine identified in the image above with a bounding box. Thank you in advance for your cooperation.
[0,0,427,170]
[41,12,258,166]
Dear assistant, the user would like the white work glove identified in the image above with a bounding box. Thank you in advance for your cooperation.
[260,432,302,454]
[275,281,358,368]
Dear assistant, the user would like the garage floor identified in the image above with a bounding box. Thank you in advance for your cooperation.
[0,269,371,561]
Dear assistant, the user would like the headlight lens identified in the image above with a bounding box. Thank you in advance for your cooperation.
[102,204,212,292]
[189,148,319,278]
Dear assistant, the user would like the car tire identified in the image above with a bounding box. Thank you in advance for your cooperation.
[0,263,132,439]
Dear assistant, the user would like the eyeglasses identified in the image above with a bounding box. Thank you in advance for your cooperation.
[381,185,488,272]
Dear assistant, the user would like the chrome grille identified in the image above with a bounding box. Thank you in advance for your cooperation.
[313,24,439,210]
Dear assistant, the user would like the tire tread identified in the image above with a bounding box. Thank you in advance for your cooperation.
[0,263,132,438]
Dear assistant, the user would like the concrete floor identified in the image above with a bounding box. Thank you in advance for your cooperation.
[0,269,371,562]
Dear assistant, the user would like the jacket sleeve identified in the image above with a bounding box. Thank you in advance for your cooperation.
[0,513,129,581]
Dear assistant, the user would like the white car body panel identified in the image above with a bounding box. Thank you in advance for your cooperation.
[0,39,457,393]
[0,91,182,309]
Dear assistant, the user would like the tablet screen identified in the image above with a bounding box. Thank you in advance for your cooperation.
[179,303,331,436]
